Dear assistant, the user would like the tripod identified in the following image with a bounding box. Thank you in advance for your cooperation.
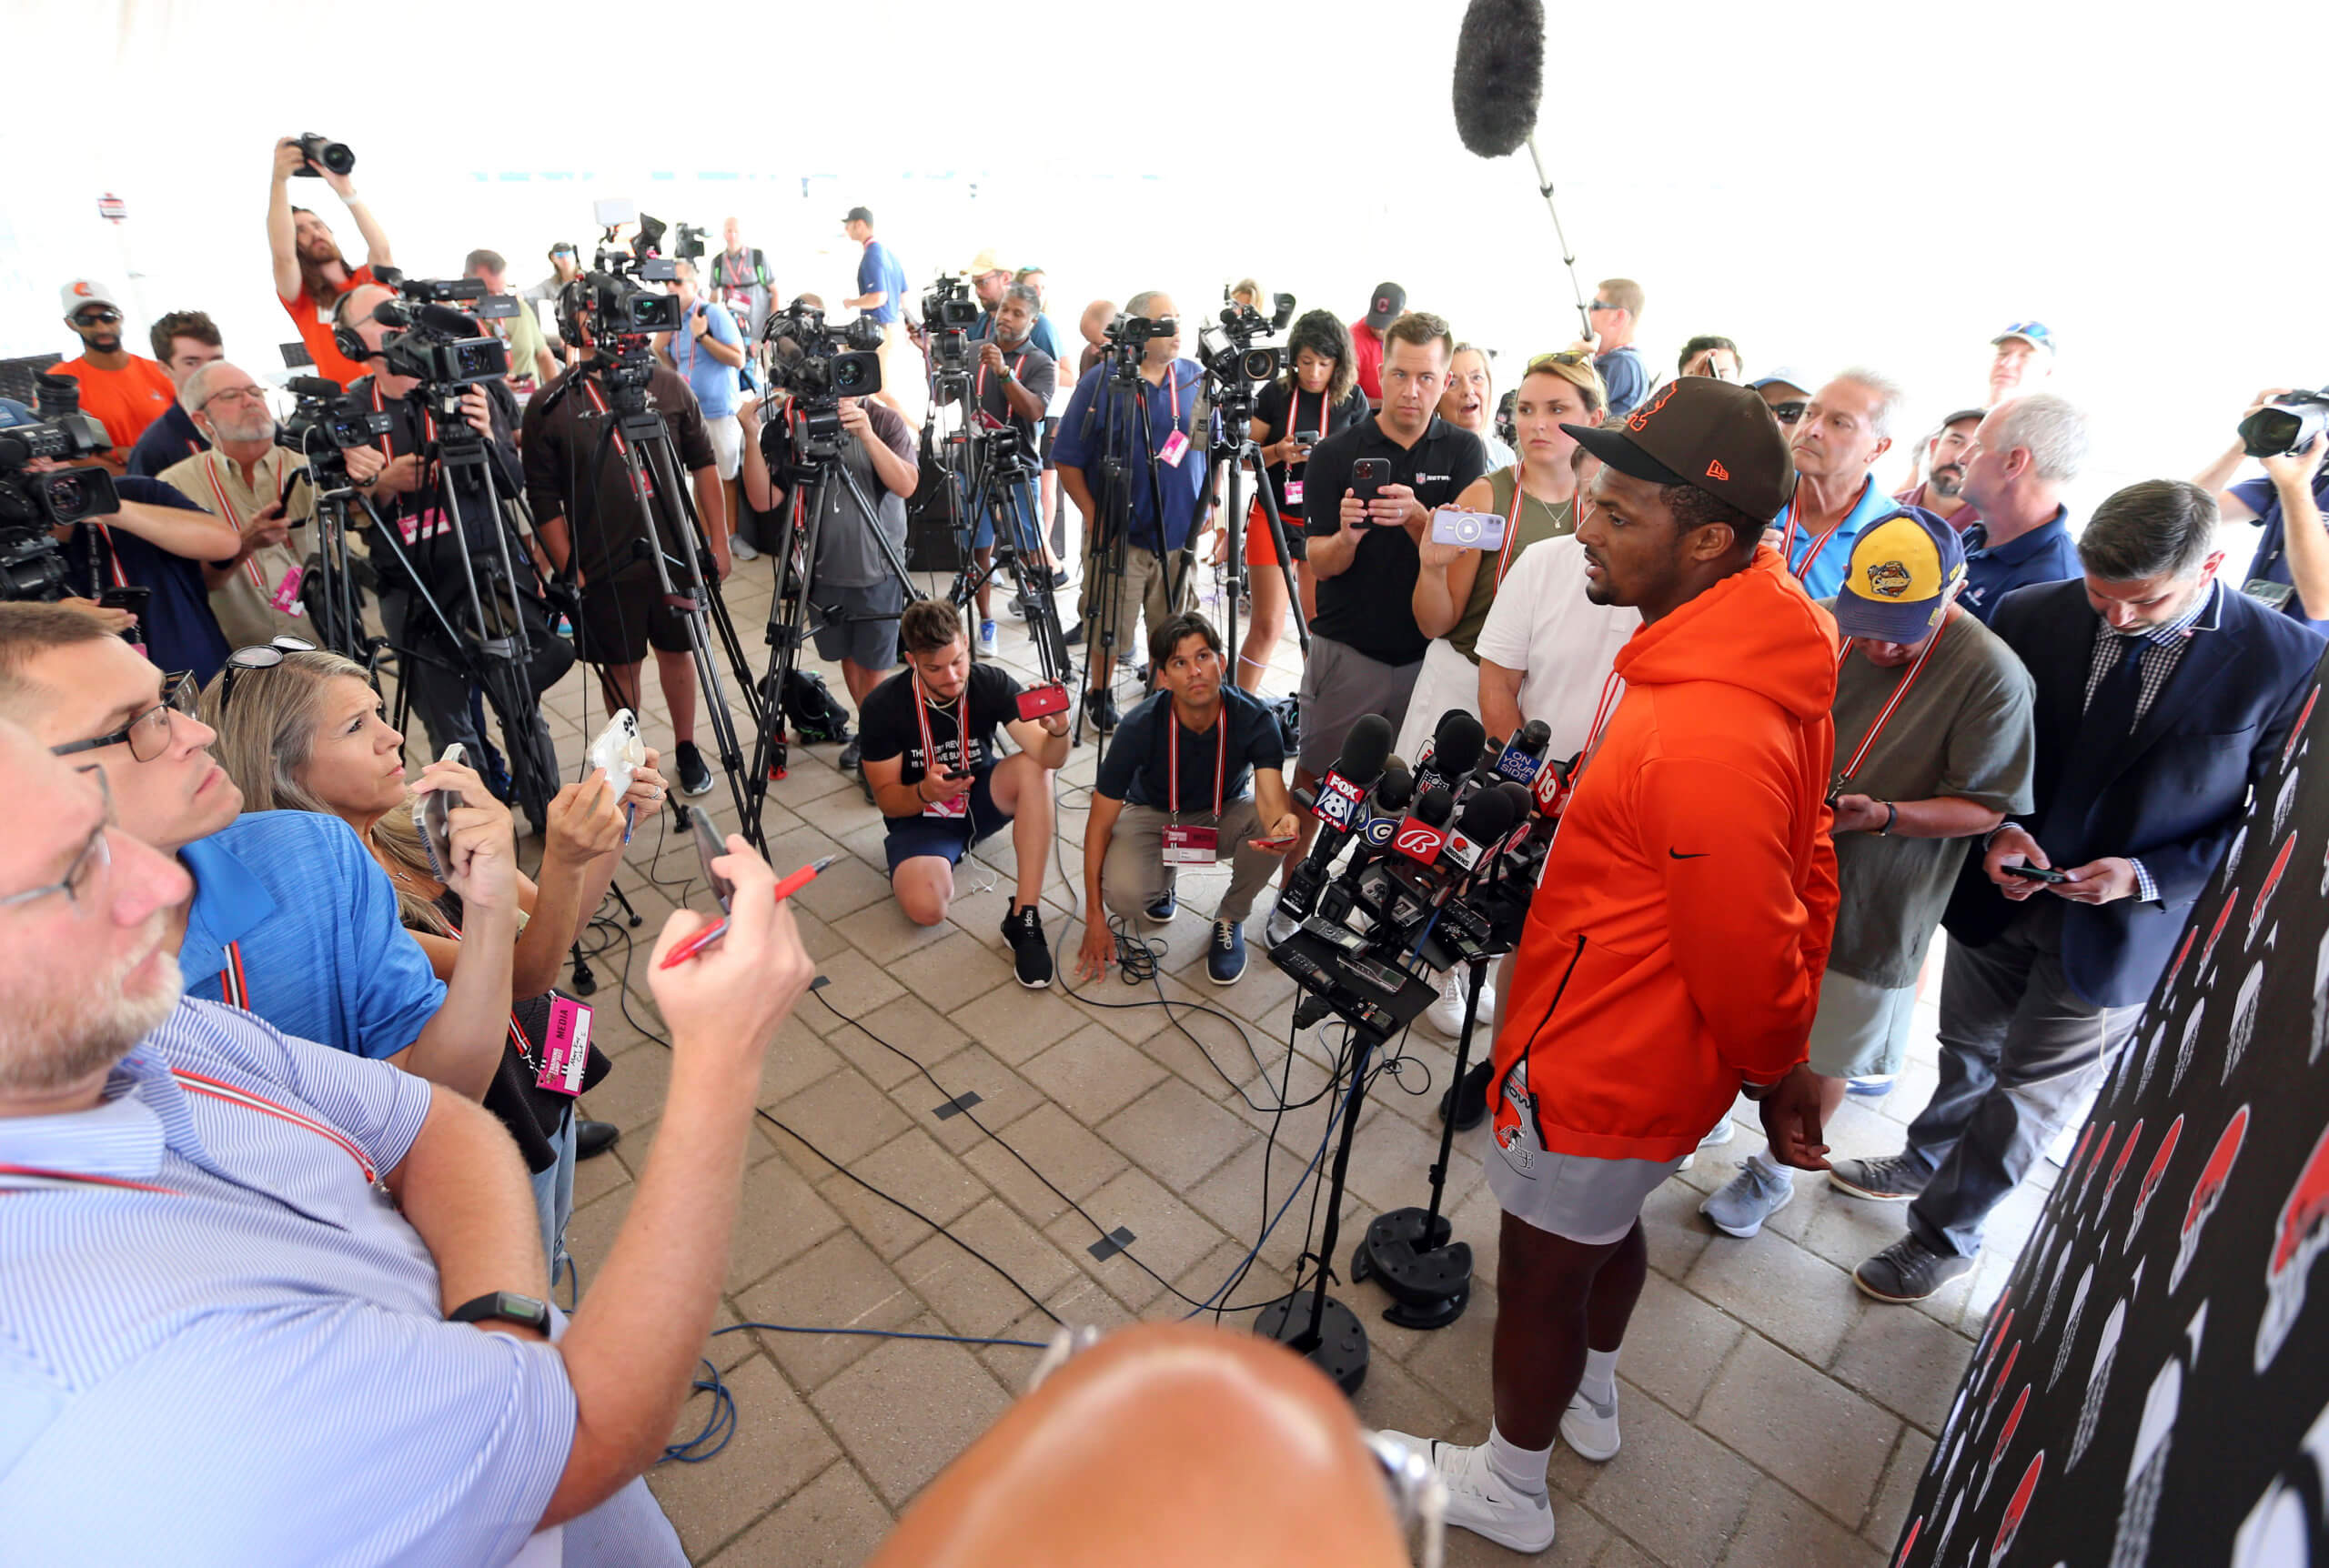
[946,428,1070,686]
[741,399,923,839]
[1175,378,1308,683]
[558,346,764,831]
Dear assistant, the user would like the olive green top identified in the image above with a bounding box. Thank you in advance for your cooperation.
[1446,466,1578,663]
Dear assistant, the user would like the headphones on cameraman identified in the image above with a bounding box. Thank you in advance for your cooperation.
[330,289,389,370]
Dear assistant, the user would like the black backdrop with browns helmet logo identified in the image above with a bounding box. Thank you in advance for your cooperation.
[1893,643,2329,1568]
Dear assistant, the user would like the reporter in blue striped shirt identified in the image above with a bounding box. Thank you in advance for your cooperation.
[0,719,820,1563]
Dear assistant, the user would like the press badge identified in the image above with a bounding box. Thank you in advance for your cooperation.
[269,566,307,617]
[1284,479,1305,506]
[1158,429,1190,467]
[1162,824,1218,865]
[537,997,594,1096]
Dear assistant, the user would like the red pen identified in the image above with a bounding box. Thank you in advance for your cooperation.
[658,855,838,970]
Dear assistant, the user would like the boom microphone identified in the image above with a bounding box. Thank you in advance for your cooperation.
[1450,0,1545,158]
[1451,0,1593,341]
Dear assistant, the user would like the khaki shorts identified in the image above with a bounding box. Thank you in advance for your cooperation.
[1805,970,1921,1080]
[1083,544,1190,668]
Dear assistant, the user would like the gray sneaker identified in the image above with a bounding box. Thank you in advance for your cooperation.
[1855,1235,1976,1302]
[1700,1160,1796,1239]
[1828,1154,1930,1202]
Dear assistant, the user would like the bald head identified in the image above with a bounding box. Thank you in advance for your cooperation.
[1080,298,1116,348]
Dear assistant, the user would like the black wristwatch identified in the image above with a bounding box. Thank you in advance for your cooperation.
[449,1291,552,1333]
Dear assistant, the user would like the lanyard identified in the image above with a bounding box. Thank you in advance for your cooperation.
[88,521,128,589]
[1496,473,1561,590]
[199,455,272,589]
[1165,707,1228,820]
[432,917,543,1068]
[368,381,439,460]
[1784,484,1860,582]
[217,940,252,1009]
[580,378,654,508]
[173,1068,379,1183]
[1832,616,1950,788]
[1576,668,1626,784]
[913,676,964,774]
[0,1163,176,1193]
[1283,387,1336,448]
[975,349,1028,402]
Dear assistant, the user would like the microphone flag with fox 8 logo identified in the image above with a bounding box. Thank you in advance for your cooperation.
[1890,645,2329,1568]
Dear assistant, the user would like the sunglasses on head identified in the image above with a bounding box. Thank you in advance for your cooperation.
[72,308,123,327]
[216,637,318,712]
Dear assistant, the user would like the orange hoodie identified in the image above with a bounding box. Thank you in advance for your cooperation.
[1487,547,1840,1165]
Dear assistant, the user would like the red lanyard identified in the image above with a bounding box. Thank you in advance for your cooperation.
[1165,708,1228,820]
[1784,484,1859,581]
[1495,473,1562,590]
[432,919,543,1067]
[199,456,272,589]
[975,349,1028,401]
[89,522,129,589]
[1832,616,1950,788]
[913,677,964,774]
[217,940,251,1009]
[369,381,437,459]
[1576,669,1626,782]
[173,1068,379,1182]
[1284,387,1336,448]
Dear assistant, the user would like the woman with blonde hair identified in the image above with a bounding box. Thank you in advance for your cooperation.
[201,645,666,1271]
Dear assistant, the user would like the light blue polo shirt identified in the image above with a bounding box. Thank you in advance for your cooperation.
[1780,475,1901,602]
[669,298,743,418]
[177,812,444,1060]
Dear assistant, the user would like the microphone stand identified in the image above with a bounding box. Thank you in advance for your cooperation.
[1523,135,1597,346]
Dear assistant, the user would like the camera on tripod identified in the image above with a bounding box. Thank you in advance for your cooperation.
[558,201,686,345]
[1198,291,1296,394]
[0,374,124,599]
[364,272,516,387]
[673,223,708,263]
[2241,387,2329,460]
[761,299,884,456]
[277,376,394,494]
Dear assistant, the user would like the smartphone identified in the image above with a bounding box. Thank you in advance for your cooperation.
[1430,507,1508,550]
[691,805,735,912]
[1015,682,1070,722]
[1294,428,1320,454]
[2005,863,2071,884]
[1248,835,1298,851]
[1352,457,1389,504]
[96,586,151,618]
[411,742,466,879]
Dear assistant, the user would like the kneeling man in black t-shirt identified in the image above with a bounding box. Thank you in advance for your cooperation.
[858,600,1071,986]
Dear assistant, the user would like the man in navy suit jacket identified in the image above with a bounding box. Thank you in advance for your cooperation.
[1828,479,2324,1302]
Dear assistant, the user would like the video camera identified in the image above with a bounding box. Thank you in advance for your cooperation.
[555,201,685,349]
[364,269,516,387]
[1197,290,1296,395]
[920,274,981,390]
[277,376,393,487]
[2241,387,2329,460]
[673,222,708,263]
[0,375,122,601]
[760,298,884,461]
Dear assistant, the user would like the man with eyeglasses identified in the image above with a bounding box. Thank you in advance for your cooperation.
[156,363,318,650]
[0,716,816,1563]
[54,280,180,471]
[0,602,520,1108]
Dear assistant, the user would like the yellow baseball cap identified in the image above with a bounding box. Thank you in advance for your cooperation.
[1834,508,1967,642]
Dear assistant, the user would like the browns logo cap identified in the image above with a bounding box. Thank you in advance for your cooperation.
[1561,376,1794,522]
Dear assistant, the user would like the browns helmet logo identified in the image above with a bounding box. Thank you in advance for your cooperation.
[2254,1120,2329,1373]
[2110,1358,2184,1566]
[1624,381,1679,433]
[2125,1115,2185,1252]
[2171,1103,2251,1292]
[1864,559,1914,598]
[2281,682,2319,767]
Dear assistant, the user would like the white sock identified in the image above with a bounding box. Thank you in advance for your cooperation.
[1485,1421,1553,1499]
[1748,1148,1789,1181]
[1577,1347,1620,1411]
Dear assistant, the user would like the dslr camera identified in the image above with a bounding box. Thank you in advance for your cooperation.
[2240,387,2329,460]
[288,131,355,177]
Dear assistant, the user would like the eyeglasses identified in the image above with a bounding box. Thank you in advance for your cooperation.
[1769,401,1808,424]
[0,767,114,911]
[71,308,123,327]
[215,638,318,713]
[197,384,269,410]
[51,672,198,764]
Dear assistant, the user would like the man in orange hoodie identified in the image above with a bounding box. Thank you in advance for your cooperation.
[1382,377,1840,1554]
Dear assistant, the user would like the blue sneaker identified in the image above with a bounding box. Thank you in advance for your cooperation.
[1207,919,1248,985]
[977,619,1000,656]
[1145,878,1178,924]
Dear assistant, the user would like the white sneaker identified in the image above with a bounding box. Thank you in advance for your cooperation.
[1375,1432,1557,1554]
[1426,968,1496,1038]
[1560,1391,1621,1462]
[976,619,1000,657]
[1264,900,1298,949]
[728,537,761,561]
[1698,1116,1737,1151]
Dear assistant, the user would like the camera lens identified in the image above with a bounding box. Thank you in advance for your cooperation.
[833,360,869,392]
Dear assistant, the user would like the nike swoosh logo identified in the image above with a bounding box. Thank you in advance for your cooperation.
[1669,849,1710,859]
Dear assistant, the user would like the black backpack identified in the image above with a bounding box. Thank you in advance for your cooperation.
[783,668,852,744]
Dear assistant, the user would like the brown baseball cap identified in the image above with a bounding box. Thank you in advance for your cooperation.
[1563,377,1794,522]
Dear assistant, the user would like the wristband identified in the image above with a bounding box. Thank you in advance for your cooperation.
[1876,801,1898,837]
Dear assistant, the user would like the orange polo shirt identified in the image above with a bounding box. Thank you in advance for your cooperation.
[55,354,179,454]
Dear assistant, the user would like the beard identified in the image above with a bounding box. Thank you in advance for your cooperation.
[298,241,352,302]
[210,408,276,445]
[1929,464,1964,499]
[0,923,182,1095]
[80,332,123,355]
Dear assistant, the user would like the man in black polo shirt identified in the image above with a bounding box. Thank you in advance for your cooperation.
[1274,311,1486,939]
[1074,612,1299,988]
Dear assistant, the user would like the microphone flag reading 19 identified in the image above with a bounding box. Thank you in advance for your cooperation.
[1451,0,1595,343]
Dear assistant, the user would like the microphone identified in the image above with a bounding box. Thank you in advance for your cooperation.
[1393,786,1455,869]
[1356,761,1417,857]
[1489,719,1552,787]
[1281,714,1395,922]
[1440,785,1519,875]
[1451,0,1545,158]
[1417,710,1486,799]
[1451,0,1593,342]
[370,299,412,329]
[410,301,486,337]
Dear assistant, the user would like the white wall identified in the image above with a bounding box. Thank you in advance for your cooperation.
[9,0,2321,541]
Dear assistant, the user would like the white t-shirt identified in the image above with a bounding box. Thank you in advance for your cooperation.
[1471,534,1642,759]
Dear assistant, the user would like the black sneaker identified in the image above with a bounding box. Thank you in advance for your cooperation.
[1854,1235,1977,1303]
[1049,567,1072,590]
[1437,1059,1497,1131]
[1084,690,1120,731]
[1207,919,1247,985]
[1003,904,1054,989]
[1063,619,1085,647]
[838,737,862,770]
[674,741,714,797]
[1145,875,1178,924]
